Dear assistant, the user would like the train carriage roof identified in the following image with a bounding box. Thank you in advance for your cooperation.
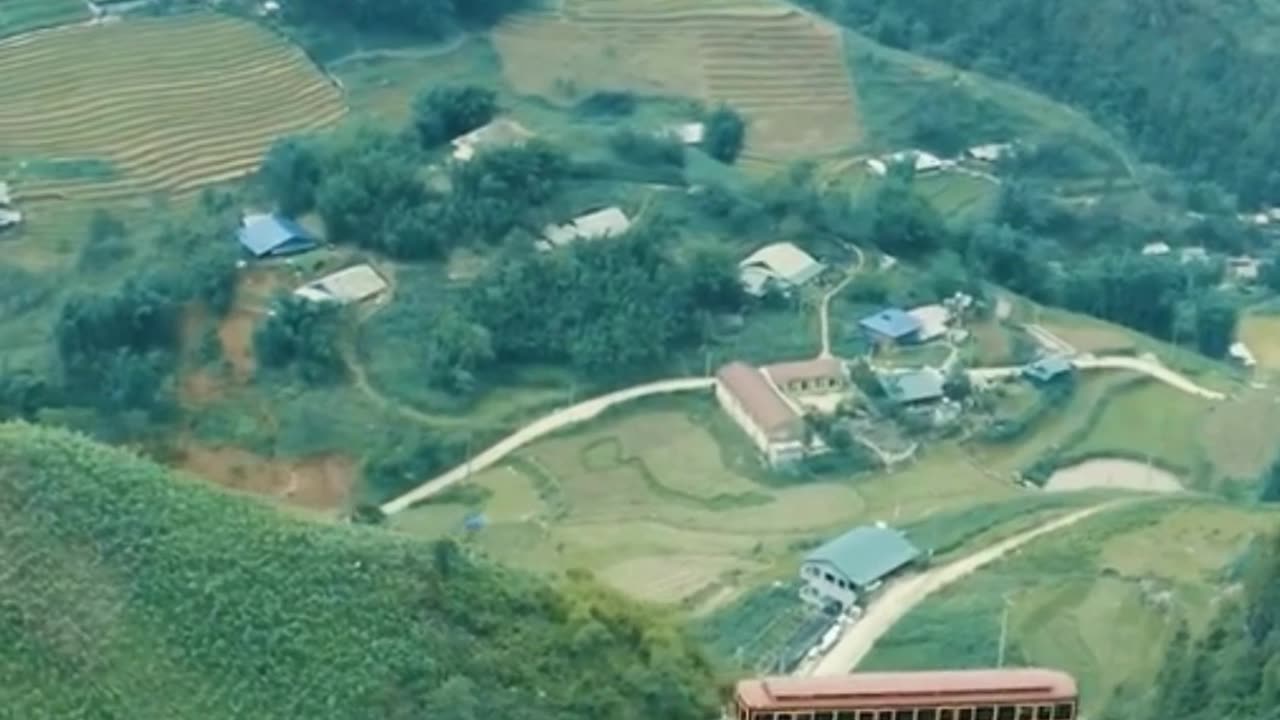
[736,669,1077,710]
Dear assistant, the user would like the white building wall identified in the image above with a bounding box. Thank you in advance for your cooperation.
[715,382,772,457]
[799,562,858,609]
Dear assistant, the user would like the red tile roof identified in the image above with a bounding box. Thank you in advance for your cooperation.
[716,362,801,440]
[736,669,1077,710]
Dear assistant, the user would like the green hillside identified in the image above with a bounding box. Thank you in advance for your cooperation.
[0,422,720,719]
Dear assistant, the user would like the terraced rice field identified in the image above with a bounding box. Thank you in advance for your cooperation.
[494,0,861,162]
[0,12,345,203]
[0,0,86,39]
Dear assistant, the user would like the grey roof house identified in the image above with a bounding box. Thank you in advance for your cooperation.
[237,213,318,258]
[799,525,921,611]
[878,368,945,405]
[1023,356,1074,383]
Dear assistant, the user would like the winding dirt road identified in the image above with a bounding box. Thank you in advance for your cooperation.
[818,245,866,358]
[379,377,715,514]
[804,501,1128,676]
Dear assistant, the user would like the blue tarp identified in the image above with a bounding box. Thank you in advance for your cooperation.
[237,214,317,258]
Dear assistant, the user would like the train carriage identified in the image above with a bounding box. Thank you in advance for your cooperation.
[732,668,1078,720]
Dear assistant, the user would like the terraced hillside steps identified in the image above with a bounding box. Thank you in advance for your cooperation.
[0,12,345,202]
[494,0,861,160]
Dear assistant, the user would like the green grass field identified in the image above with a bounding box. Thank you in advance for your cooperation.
[864,500,1278,718]
[1063,379,1211,476]
[0,13,344,202]
[390,396,1023,607]
[0,0,85,38]
[1238,311,1280,370]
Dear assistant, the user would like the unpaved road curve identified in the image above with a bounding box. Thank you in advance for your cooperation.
[380,377,715,515]
[806,501,1128,676]
[1073,355,1226,401]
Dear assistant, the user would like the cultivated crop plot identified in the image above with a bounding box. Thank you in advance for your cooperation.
[0,13,345,202]
[494,0,861,160]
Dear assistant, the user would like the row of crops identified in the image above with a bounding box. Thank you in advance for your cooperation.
[695,581,837,673]
[0,12,345,201]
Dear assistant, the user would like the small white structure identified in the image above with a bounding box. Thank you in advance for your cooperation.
[538,207,631,251]
[1142,241,1172,256]
[887,150,947,174]
[738,242,825,297]
[663,122,705,145]
[966,143,1013,163]
[715,362,807,467]
[907,304,952,342]
[0,208,21,231]
[1228,256,1261,283]
[259,0,282,16]
[0,181,11,207]
[451,118,534,163]
[1230,342,1257,369]
[1180,246,1209,264]
[865,158,888,177]
[294,264,388,305]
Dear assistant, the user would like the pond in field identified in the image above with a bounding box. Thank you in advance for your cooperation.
[1044,458,1183,493]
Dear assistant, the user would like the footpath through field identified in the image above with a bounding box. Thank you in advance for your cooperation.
[818,244,866,358]
[801,500,1130,676]
[379,377,715,514]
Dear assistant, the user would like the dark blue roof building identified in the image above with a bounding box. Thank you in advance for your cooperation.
[859,308,922,342]
[237,214,318,258]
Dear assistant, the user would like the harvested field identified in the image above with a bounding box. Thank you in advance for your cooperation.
[0,13,344,202]
[494,0,860,159]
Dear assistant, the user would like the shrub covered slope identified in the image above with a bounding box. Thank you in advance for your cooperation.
[0,423,719,719]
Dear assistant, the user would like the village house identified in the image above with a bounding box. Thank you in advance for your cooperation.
[662,122,705,145]
[236,213,317,258]
[906,304,952,343]
[1228,256,1261,283]
[451,118,534,163]
[966,143,1013,163]
[538,206,631,251]
[294,264,389,305]
[878,367,945,405]
[799,524,922,612]
[1023,356,1074,384]
[1141,241,1171,257]
[886,149,947,174]
[859,308,922,346]
[763,357,847,396]
[0,181,21,232]
[714,362,808,467]
[739,241,826,297]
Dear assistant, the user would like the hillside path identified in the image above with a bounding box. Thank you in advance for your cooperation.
[379,377,715,514]
[1073,355,1226,401]
[818,245,866,358]
[803,501,1127,675]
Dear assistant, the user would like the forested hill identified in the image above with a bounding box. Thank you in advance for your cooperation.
[0,423,719,719]
[1143,533,1280,720]
[804,0,1280,208]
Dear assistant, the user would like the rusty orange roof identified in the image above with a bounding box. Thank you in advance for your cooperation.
[716,362,801,440]
[763,357,845,387]
[736,669,1077,710]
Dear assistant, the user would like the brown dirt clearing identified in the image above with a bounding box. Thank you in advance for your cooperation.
[176,440,356,512]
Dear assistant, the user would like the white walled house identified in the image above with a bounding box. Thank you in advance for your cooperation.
[715,362,807,467]
[799,525,922,612]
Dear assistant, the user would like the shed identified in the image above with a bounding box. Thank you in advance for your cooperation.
[0,208,21,230]
[907,304,951,342]
[1142,242,1171,256]
[664,122,706,145]
[540,207,631,250]
[859,308,922,343]
[878,368,945,405]
[295,264,388,305]
[0,181,11,206]
[451,118,534,163]
[967,143,1012,163]
[1023,356,1073,383]
[237,213,317,258]
[805,525,921,590]
[739,242,825,296]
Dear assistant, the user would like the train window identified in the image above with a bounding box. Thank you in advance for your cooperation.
[777,714,793,720]
[895,710,914,720]
[1018,707,1034,720]
[836,712,856,720]
[858,712,875,720]
[879,711,893,720]
[816,712,834,720]
[1037,707,1052,720]
[1053,704,1075,720]
[940,711,954,720]
[975,706,994,720]
[755,714,774,720]
[958,709,973,720]
[997,705,1016,720]
[919,709,937,720]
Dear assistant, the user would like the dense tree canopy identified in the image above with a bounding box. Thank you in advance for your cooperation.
[253,295,347,384]
[802,0,1280,208]
[412,85,498,148]
[704,106,747,164]
[285,0,530,37]
[0,423,721,719]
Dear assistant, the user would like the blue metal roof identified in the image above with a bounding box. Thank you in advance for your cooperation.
[237,214,317,257]
[805,526,921,588]
[859,308,922,339]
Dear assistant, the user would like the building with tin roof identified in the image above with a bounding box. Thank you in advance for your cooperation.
[715,362,807,467]
[800,524,921,610]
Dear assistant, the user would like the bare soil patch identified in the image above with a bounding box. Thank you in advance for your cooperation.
[1044,458,1182,494]
[176,439,356,512]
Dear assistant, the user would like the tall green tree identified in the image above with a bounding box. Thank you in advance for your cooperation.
[704,105,747,164]
[411,85,498,148]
